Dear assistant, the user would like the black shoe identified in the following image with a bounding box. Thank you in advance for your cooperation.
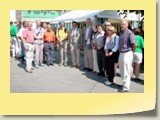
[47,64,50,66]
[101,74,105,77]
[82,67,89,70]
[97,72,102,76]
[50,63,54,66]
[97,72,104,76]
[87,68,93,72]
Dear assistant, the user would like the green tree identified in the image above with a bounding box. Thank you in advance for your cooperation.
[118,10,144,21]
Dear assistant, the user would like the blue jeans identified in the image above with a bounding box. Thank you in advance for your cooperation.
[21,41,25,63]
[44,42,54,64]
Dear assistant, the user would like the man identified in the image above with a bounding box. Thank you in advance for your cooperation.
[43,22,47,31]
[42,22,47,63]
[18,21,27,64]
[104,21,111,43]
[82,18,93,72]
[56,21,68,67]
[118,19,136,92]
[10,20,19,58]
[43,24,56,66]
[69,21,82,69]
[34,20,45,68]
[94,24,105,77]
[23,21,35,73]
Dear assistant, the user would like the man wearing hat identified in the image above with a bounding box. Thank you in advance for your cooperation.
[68,21,82,69]
[56,21,68,67]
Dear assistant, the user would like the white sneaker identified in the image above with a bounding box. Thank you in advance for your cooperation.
[104,80,113,85]
[35,65,39,69]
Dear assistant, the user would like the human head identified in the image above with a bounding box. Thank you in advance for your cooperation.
[121,19,128,31]
[72,21,78,28]
[86,18,92,27]
[43,23,47,29]
[13,19,19,25]
[22,21,27,28]
[59,21,65,28]
[133,28,140,35]
[105,21,111,29]
[36,20,41,28]
[92,26,97,33]
[10,21,13,26]
[106,26,117,36]
[47,24,52,32]
[96,24,103,33]
[27,21,32,30]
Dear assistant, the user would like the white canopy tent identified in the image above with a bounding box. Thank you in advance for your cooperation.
[50,10,140,24]
[50,10,103,23]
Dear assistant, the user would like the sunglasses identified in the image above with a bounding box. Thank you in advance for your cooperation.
[105,24,110,27]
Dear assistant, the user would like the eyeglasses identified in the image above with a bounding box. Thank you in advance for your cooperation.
[105,24,110,27]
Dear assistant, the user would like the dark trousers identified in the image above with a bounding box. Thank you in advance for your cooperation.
[44,42,54,64]
[21,40,25,63]
[105,55,115,82]
[97,48,105,74]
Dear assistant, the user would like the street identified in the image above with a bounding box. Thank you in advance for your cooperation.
[10,49,144,93]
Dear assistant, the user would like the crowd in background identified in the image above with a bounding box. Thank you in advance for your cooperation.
[10,18,144,92]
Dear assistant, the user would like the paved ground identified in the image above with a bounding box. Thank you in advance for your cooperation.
[10,49,144,93]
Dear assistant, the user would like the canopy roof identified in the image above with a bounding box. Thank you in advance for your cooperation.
[50,10,140,23]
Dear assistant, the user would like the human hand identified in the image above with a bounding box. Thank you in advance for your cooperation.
[108,52,113,56]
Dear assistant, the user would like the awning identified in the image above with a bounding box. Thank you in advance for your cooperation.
[50,10,140,24]
[50,10,104,23]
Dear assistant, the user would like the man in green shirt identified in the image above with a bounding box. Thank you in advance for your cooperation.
[133,28,144,80]
[10,20,19,58]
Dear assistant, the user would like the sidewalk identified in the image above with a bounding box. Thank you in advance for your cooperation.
[10,50,144,93]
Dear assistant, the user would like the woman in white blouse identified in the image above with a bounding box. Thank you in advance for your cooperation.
[104,26,119,85]
[92,26,99,73]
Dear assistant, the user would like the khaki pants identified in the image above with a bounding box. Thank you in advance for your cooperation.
[70,43,80,66]
[59,41,68,64]
[119,51,133,91]
[25,43,34,71]
[10,37,20,57]
[84,47,93,69]
[92,49,99,72]
[34,41,44,66]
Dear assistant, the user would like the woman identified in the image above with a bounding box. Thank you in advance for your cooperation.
[104,26,119,85]
[133,28,144,80]
[92,26,99,73]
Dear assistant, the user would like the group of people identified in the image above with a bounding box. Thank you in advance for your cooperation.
[10,18,144,92]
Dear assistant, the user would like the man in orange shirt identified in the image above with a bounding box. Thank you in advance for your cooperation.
[43,24,56,66]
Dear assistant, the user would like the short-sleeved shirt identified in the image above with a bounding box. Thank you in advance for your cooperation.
[119,29,136,52]
[56,27,68,41]
[23,28,34,43]
[34,27,44,40]
[18,27,26,38]
[134,35,144,53]
[43,31,56,43]
[10,25,18,38]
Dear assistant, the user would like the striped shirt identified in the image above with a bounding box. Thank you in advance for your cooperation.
[119,29,136,52]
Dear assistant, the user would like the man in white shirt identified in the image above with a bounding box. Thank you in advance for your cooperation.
[69,21,82,69]
[34,20,45,68]
[18,21,27,64]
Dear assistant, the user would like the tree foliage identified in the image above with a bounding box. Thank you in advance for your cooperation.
[118,10,144,21]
